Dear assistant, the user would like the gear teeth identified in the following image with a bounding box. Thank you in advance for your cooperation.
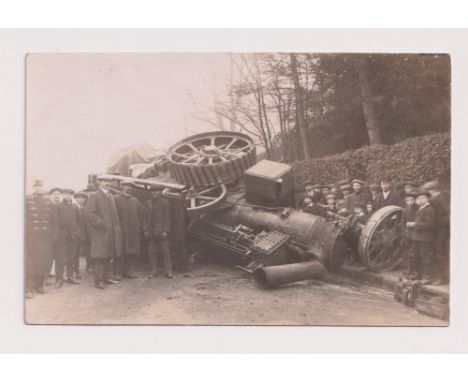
[167,132,256,187]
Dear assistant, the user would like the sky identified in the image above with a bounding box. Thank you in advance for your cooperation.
[26,52,232,192]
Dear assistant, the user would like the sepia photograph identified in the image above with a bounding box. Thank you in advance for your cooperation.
[24,51,450,326]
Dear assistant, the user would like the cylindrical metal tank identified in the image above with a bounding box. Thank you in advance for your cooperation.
[254,261,325,289]
[210,204,347,270]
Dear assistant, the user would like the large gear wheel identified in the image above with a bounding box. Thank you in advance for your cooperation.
[167,131,256,187]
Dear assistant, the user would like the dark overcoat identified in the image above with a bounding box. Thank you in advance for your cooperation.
[404,204,419,223]
[347,191,372,212]
[430,191,450,257]
[115,193,146,255]
[145,196,172,238]
[375,190,401,210]
[25,193,55,277]
[57,201,82,243]
[85,188,122,260]
[409,204,436,243]
[303,202,325,217]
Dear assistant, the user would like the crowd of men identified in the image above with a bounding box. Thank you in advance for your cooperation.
[25,175,174,298]
[296,178,450,286]
[25,173,450,299]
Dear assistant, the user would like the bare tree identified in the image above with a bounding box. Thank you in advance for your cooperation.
[289,53,311,159]
[355,57,384,145]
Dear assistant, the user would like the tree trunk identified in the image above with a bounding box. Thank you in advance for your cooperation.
[356,58,384,145]
[289,53,311,160]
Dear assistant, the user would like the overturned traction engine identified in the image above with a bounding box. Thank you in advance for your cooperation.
[98,131,406,289]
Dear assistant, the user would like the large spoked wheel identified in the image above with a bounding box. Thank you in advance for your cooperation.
[167,131,256,187]
[164,184,228,217]
[358,205,405,272]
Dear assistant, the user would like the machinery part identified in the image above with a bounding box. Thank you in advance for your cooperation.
[167,131,257,187]
[254,261,325,290]
[414,295,450,321]
[209,204,347,270]
[95,174,186,191]
[180,184,228,217]
[358,205,405,272]
[188,220,254,258]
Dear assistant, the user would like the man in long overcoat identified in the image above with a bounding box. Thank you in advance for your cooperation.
[74,191,90,275]
[85,176,123,289]
[114,181,146,278]
[423,180,450,285]
[25,180,55,298]
[406,189,436,283]
[47,187,62,281]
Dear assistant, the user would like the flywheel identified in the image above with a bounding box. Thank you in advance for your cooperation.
[163,184,227,217]
[358,205,406,272]
[167,131,256,187]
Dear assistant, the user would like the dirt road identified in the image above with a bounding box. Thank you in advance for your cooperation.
[25,261,445,326]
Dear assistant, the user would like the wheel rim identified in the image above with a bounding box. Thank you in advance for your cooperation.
[167,131,257,187]
[183,184,227,217]
[168,133,253,165]
[358,205,405,272]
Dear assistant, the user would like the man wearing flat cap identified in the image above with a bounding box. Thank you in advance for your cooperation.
[330,183,342,200]
[47,187,62,283]
[324,193,338,219]
[375,177,400,210]
[85,175,123,289]
[400,180,418,207]
[73,192,90,276]
[25,180,56,298]
[114,181,146,279]
[339,182,352,199]
[406,189,436,284]
[346,179,372,212]
[296,181,313,210]
[55,189,82,287]
[422,180,450,285]
[312,183,326,204]
[144,187,174,279]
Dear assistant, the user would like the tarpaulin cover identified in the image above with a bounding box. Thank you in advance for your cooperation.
[106,144,164,176]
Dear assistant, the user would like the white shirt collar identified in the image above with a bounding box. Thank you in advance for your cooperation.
[382,190,390,198]
[418,202,430,211]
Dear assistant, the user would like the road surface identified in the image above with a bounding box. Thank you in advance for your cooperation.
[25,261,446,326]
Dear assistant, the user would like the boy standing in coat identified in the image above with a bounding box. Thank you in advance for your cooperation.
[55,189,82,287]
[145,187,174,279]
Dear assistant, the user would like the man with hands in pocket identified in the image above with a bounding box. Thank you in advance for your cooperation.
[144,187,174,279]
[85,175,123,289]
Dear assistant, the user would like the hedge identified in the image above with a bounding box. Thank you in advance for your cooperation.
[292,133,450,190]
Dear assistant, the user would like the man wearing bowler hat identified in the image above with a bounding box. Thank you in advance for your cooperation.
[422,180,450,285]
[85,175,123,289]
[406,189,436,284]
